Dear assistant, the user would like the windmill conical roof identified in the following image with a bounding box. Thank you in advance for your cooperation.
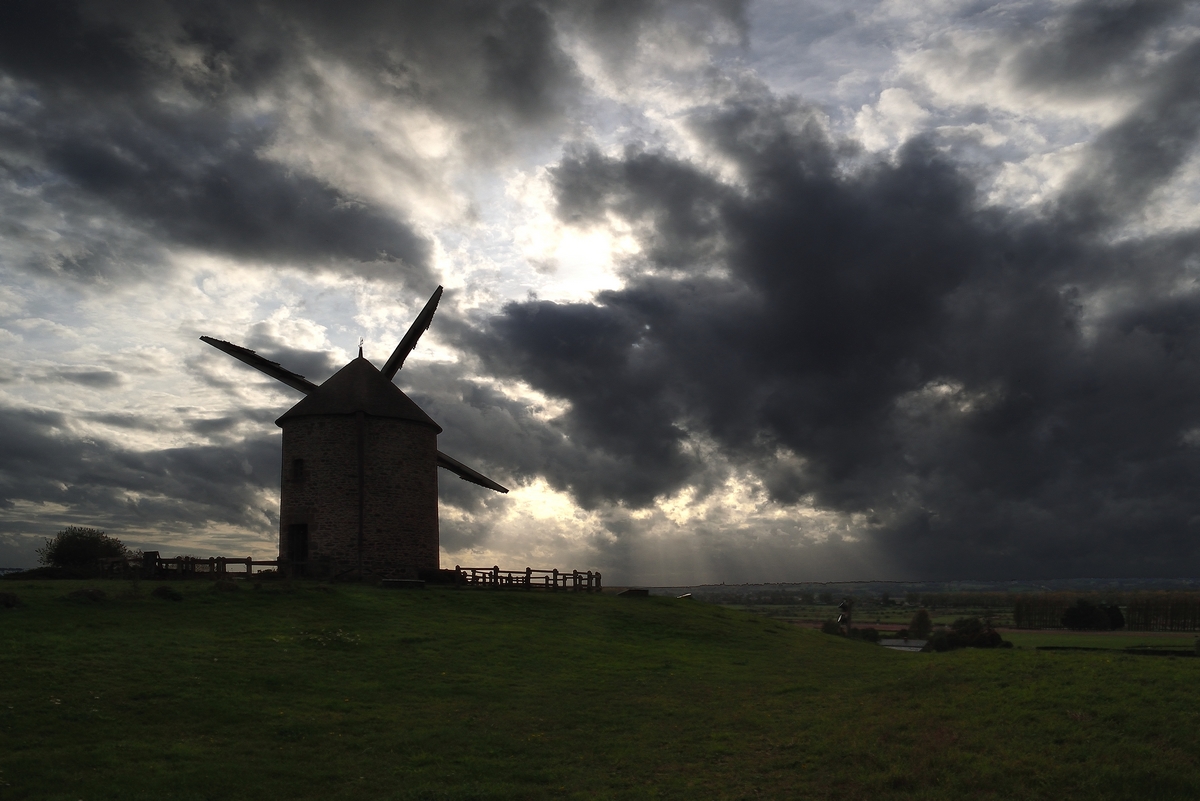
[275,356,442,431]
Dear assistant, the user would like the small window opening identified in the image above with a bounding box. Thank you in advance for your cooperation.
[292,458,305,481]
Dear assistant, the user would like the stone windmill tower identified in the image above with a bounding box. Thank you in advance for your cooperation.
[201,287,507,579]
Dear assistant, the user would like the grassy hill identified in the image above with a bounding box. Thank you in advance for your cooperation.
[2,580,1198,800]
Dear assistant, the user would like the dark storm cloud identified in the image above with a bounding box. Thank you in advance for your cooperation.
[0,0,427,281]
[0,404,279,556]
[407,358,695,514]
[52,369,124,388]
[1014,0,1187,90]
[0,0,744,283]
[1057,37,1200,226]
[464,65,1200,579]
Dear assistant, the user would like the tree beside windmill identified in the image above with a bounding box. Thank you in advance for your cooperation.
[202,287,507,580]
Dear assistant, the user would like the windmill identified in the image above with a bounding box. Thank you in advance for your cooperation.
[201,286,507,580]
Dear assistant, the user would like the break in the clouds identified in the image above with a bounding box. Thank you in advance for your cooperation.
[1,0,1199,583]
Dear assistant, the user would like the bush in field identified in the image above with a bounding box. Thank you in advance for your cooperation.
[1104,604,1125,630]
[848,627,879,642]
[908,609,933,639]
[1062,599,1124,630]
[818,620,879,642]
[37,527,129,568]
[927,618,1010,650]
[928,631,953,652]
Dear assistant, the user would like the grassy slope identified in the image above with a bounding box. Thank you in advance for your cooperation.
[2,581,1199,800]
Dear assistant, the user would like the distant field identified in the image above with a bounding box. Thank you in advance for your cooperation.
[1001,630,1197,651]
[727,602,1019,628]
[3,580,1200,799]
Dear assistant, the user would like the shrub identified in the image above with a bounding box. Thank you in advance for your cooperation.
[1062,599,1123,630]
[849,627,879,642]
[37,527,129,568]
[908,609,933,639]
[925,618,1011,650]
[1104,604,1125,630]
[67,589,107,603]
[820,619,842,635]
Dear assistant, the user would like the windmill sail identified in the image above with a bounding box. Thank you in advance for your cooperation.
[437,450,509,493]
[381,286,443,380]
[199,336,318,395]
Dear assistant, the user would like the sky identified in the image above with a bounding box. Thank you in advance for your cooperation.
[1,0,1199,583]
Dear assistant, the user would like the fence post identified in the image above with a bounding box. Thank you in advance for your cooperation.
[595,572,602,592]
[525,567,532,588]
[552,568,559,592]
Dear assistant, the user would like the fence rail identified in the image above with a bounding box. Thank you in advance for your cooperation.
[96,553,283,579]
[455,565,601,592]
[95,554,601,589]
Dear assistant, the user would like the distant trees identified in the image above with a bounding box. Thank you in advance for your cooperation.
[1013,595,1072,628]
[37,527,129,568]
[1124,595,1200,631]
[908,609,933,639]
[1011,593,1200,631]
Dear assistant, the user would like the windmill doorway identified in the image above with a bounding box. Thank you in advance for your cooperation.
[287,523,309,576]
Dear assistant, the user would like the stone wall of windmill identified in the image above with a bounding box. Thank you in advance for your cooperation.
[279,415,440,577]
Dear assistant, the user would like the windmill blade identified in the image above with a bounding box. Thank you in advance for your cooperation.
[381,286,443,380]
[200,336,318,395]
[437,450,509,493]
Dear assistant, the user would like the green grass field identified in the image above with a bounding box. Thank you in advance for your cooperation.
[3,580,1200,800]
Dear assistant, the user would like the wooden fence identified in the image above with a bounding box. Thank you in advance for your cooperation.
[98,552,283,578]
[454,565,601,592]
